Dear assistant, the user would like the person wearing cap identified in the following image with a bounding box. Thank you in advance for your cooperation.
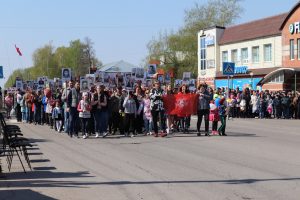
[150,81,167,137]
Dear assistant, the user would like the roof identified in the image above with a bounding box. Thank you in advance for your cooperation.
[219,13,288,45]
[98,60,137,73]
[280,2,300,30]
[258,67,300,85]
[215,67,281,78]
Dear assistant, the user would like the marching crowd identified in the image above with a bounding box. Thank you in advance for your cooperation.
[2,81,300,139]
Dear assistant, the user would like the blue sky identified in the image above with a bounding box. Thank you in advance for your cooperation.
[0,0,298,87]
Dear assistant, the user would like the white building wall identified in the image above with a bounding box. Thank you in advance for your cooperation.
[219,36,282,72]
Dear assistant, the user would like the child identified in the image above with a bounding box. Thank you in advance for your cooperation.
[209,100,219,135]
[77,92,92,139]
[218,98,227,136]
[52,101,63,132]
[143,90,152,135]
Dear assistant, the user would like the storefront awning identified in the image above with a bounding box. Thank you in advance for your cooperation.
[257,67,300,85]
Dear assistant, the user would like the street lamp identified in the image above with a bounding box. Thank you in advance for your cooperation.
[250,72,254,89]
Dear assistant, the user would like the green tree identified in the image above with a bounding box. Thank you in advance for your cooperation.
[147,0,243,78]
[5,38,102,88]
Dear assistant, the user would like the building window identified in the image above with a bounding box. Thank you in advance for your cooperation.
[252,46,259,63]
[222,51,228,63]
[290,39,295,60]
[297,39,300,60]
[264,44,272,62]
[231,49,238,63]
[270,71,284,83]
[241,48,248,64]
[200,37,206,70]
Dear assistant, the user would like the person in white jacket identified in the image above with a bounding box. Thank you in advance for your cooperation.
[123,91,136,137]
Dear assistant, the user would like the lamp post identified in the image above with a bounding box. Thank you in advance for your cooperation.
[250,72,254,90]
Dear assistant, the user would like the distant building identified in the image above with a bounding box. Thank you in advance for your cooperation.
[198,2,300,91]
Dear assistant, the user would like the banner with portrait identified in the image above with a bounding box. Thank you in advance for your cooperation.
[147,64,156,79]
[80,78,90,92]
[62,68,71,82]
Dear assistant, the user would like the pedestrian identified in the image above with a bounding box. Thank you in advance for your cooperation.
[123,91,137,137]
[196,84,210,136]
[209,100,219,135]
[52,101,63,132]
[4,93,14,119]
[77,92,92,139]
[150,81,167,137]
[218,98,227,136]
[143,90,152,135]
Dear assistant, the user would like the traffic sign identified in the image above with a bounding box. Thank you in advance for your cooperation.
[0,66,3,79]
[223,62,235,76]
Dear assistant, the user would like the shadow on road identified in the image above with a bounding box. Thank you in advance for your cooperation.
[0,170,95,188]
[0,189,58,200]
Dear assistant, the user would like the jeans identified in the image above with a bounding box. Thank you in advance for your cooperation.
[98,111,108,134]
[80,118,89,136]
[69,107,79,136]
[144,118,152,133]
[64,110,70,133]
[151,110,166,134]
[218,115,226,135]
[197,109,209,132]
[125,113,135,135]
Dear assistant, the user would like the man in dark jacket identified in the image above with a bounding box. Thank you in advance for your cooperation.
[197,84,210,136]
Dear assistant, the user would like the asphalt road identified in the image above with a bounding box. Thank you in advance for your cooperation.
[1,118,300,200]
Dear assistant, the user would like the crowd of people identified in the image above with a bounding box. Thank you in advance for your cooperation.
[2,81,300,139]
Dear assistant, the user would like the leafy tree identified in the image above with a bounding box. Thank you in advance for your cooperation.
[5,37,102,88]
[147,0,243,78]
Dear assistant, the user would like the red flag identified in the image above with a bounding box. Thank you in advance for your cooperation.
[174,93,198,117]
[15,45,22,56]
[163,93,198,117]
[163,94,176,115]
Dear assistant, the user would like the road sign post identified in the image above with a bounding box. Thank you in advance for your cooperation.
[222,62,235,98]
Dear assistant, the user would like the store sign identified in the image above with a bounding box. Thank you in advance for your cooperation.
[205,34,215,46]
[234,66,248,74]
[289,22,300,34]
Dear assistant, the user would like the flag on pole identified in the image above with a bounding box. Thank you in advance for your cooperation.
[15,45,22,56]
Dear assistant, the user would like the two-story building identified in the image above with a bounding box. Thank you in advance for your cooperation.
[198,2,300,91]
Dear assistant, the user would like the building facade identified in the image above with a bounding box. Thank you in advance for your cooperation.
[198,2,300,91]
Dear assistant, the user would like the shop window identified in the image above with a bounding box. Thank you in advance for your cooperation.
[222,51,228,63]
[270,72,284,83]
[241,48,248,64]
[200,37,206,70]
[290,39,295,60]
[252,46,259,63]
[264,44,272,62]
[231,49,238,63]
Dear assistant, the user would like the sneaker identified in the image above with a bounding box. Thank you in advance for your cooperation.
[166,128,170,134]
[130,134,135,138]
[102,132,108,138]
[95,133,99,138]
[83,135,87,139]
[154,133,159,137]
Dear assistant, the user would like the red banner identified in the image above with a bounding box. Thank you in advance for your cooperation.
[163,93,198,117]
